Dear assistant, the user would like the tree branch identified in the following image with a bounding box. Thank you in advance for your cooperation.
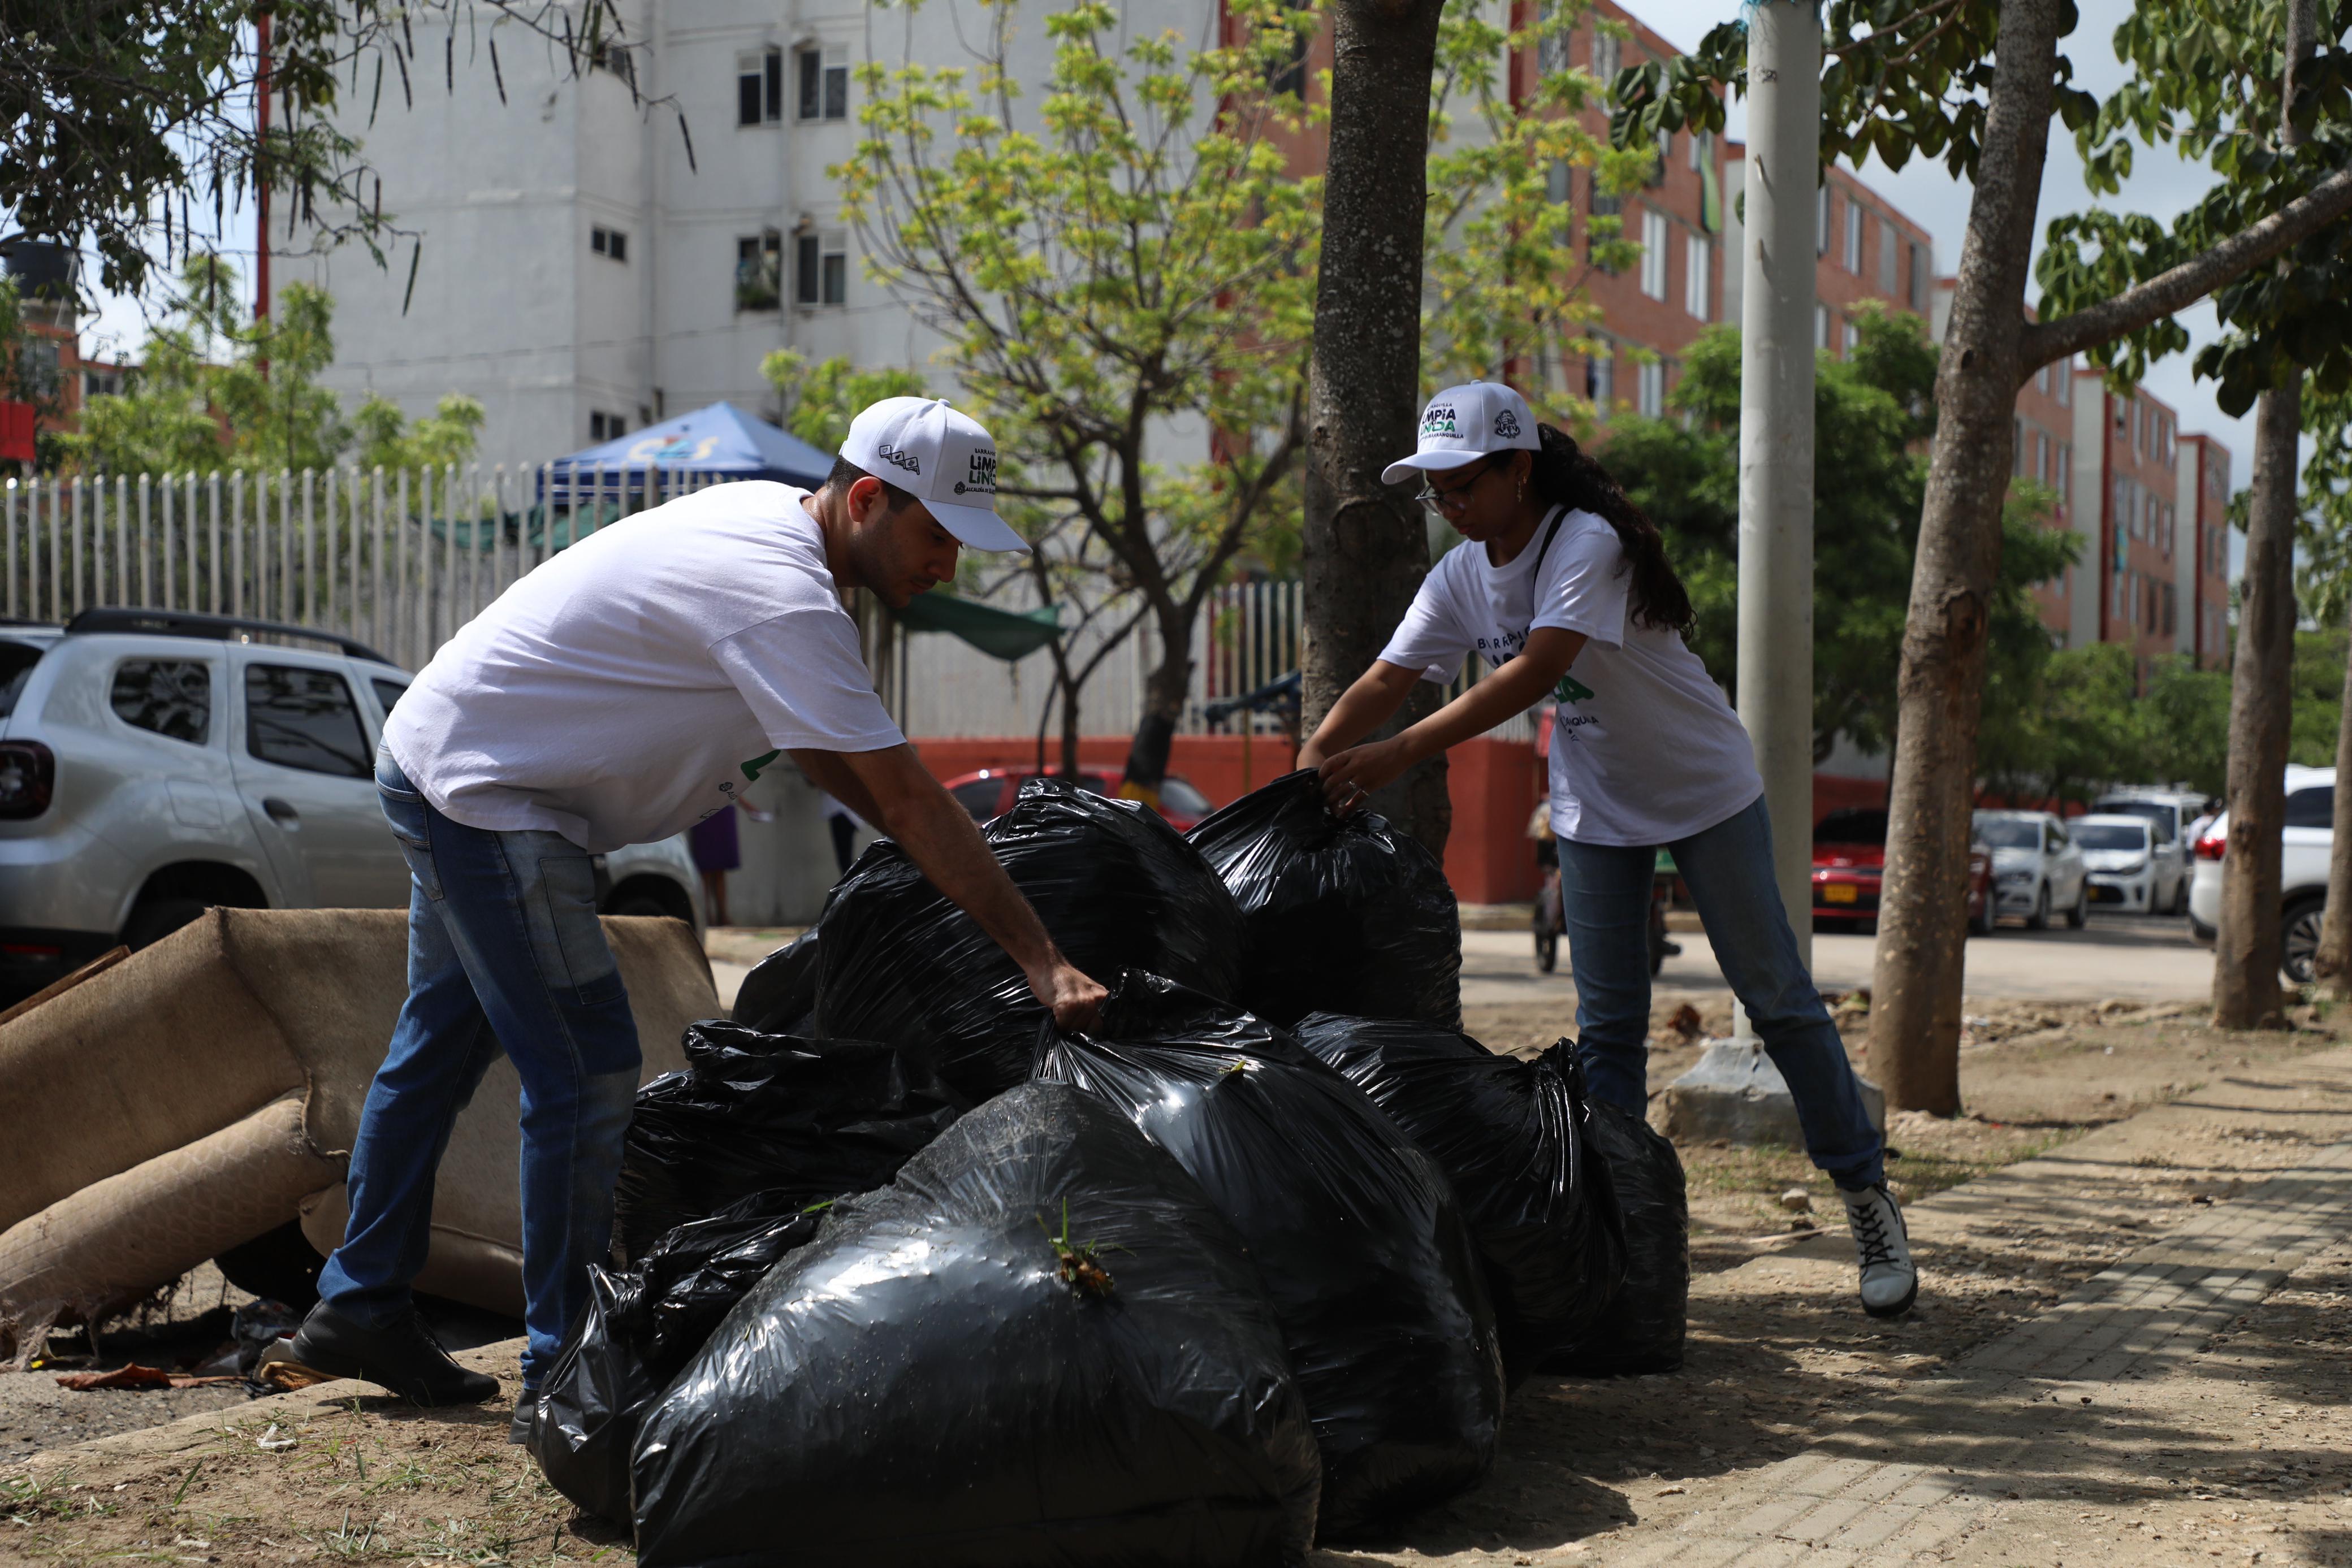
[2021,160,2352,372]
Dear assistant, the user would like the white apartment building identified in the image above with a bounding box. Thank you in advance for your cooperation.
[280,0,1220,463]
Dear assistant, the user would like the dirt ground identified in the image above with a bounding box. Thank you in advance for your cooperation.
[7,998,2350,1566]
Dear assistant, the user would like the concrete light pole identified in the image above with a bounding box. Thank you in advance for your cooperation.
[1736,0,1821,983]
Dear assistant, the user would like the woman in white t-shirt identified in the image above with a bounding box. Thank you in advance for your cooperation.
[1300,381,1916,1320]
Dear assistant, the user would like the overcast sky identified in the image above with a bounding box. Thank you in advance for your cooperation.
[1620,0,2264,501]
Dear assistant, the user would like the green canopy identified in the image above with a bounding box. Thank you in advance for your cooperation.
[896,592,1061,661]
[428,503,628,552]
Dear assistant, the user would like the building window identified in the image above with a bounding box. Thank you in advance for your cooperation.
[1817,185,1831,257]
[593,40,635,88]
[2013,417,2027,477]
[1637,358,1665,418]
[1842,317,1861,357]
[1536,2,1572,76]
[1814,301,1828,349]
[1586,342,1615,421]
[739,47,783,125]
[1877,216,1898,293]
[795,230,847,306]
[1843,199,1863,272]
[1640,209,1668,299]
[1908,241,1927,310]
[1684,233,1710,319]
[2054,361,2072,407]
[590,411,628,442]
[1547,161,1573,207]
[797,45,849,122]
[111,660,210,744]
[591,226,628,263]
[737,229,782,311]
[1590,30,1622,93]
[2057,443,2071,498]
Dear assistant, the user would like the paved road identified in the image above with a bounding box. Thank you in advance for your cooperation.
[1463,911,2215,1009]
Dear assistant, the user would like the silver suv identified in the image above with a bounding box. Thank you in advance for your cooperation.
[0,608,702,999]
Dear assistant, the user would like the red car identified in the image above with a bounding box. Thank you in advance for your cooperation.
[1811,808,1996,935]
[941,768,1215,833]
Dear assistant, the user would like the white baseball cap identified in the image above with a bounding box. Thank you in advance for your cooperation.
[838,396,1028,553]
[1380,380,1542,486]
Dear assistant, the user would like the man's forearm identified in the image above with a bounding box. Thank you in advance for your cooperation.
[877,790,1063,977]
[788,748,887,828]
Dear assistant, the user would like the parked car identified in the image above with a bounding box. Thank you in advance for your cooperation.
[0,609,702,1002]
[2187,764,2333,979]
[1971,809,2090,929]
[1810,807,1995,935]
[2089,787,2203,915]
[2074,813,2173,915]
[942,767,1216,833]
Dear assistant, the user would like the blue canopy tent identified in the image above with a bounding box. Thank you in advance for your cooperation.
[538,400,833,506]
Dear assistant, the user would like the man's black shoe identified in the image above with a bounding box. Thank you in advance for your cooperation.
[509,1391,538,1447]
[285,1303,499,1407]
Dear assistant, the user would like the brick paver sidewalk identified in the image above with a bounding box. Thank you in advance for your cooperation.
[1580,1047,2352,1568]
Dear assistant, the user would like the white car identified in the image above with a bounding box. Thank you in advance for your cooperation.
[1971,809,2090,929]
[2187,764,2334,980]
[0,608,703,1000]
[2073,813,2170,915]
[2089,788,2203,915]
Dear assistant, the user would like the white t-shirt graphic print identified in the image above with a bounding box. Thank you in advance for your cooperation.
[1377,506,1761,846]
[384,482,904,854]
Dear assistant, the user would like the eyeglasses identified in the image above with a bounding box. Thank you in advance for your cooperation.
[1415,457,1501,515]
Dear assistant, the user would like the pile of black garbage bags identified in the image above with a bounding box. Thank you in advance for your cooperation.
[529,771,1691,1566]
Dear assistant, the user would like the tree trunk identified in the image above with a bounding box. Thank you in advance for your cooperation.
[2310,594,2352,999]
[2212,0,2313,1030]
[1867,0,2065,1115]
[1122,609,1192,798]
[2213,377,2301,1029]
[1299,0,1451,853]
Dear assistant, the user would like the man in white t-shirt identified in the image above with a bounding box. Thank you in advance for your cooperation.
[284,398,1107,1428]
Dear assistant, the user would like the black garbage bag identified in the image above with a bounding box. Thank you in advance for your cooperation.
[611,1023,962,1263]
[1292,1015,1627,1383]
[630,1081,1322,1568]
[1540,1095,1688,1378]
[1184,770,1460,1029]
[729,928,819,1033]
[530,1267,651,1526]
[1034,974,1503,1541]
[814,776,1244,1098]
[530,1190,835,1526]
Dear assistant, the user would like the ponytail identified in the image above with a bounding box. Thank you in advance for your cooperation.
[1528,423,1694,635]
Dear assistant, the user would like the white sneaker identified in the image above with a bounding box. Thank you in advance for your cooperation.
[1840,1181,1918,1318]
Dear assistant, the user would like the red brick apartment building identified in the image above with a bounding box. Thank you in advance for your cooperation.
[2064,372,2213,681]
[2,242,129,466]
[2178,434,2232,670]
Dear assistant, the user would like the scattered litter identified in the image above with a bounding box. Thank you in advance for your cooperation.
[1776,1187,1813,1214]
[53,1363,240,1391]
[255,1423,297,1452]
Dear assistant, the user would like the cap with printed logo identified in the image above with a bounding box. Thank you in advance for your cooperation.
[1380,381,1542,486]
[838,397,1028,553]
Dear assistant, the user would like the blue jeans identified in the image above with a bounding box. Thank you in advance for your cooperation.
[316,749,641,1387]
[1560,794,1884,1191]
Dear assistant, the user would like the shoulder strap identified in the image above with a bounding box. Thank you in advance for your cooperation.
[1530,505,1570,571]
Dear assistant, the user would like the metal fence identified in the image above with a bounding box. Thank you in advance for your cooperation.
[0,465,727,670]
[1,470,1532,743]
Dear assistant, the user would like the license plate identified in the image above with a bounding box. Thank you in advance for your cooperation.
[2090,884,2124,903]
[1823,883,1858,904]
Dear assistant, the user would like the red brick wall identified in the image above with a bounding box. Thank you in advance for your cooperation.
[2096,386,2184,678]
